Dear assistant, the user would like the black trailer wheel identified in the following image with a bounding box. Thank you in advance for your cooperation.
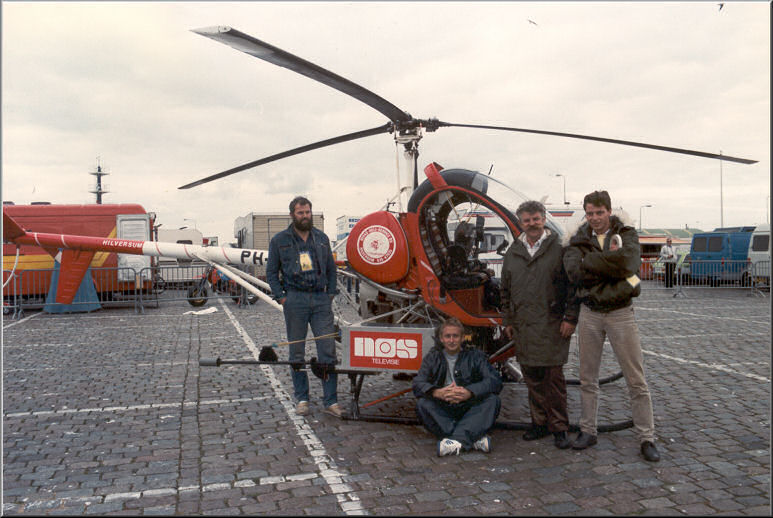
[186,286,208,307]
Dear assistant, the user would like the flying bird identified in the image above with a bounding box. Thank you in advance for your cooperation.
[527,19,538,26]
[718,3,724,10]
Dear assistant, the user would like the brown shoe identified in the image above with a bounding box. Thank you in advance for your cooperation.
[295,401,309,416]
[324,403,342,418]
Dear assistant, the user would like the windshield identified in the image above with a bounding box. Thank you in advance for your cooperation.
[469,172,565,238]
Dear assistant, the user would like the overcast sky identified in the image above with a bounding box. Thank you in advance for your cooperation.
[2,1,769,244]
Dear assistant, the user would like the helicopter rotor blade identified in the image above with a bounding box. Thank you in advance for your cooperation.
[178,123,393,189]
[436,121,757,165]
[192,26,412,124]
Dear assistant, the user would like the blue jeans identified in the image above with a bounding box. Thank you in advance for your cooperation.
[416,394,501,450]
[283,290,338,407]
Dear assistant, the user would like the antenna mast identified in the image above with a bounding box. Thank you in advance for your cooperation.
[89,157,110,204]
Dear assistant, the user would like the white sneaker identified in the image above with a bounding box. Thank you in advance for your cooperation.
[473,435,491,453]
[296,401,309,416]
[324,403,342,418]
[437,438,462,457]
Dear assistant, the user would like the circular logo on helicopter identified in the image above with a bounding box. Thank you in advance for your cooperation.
[357,225,396,265]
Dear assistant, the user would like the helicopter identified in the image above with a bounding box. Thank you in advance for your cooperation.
[3,25,756,428]
[176,26,756,373]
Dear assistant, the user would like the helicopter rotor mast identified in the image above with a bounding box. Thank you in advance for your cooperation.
[178,26,756,191]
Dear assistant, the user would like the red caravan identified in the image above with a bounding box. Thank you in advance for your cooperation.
[2,209,270,306]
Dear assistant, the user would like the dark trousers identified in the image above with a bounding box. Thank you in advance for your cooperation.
[664,262,676,288]
[522,365,568,433]
[416,394,501,450]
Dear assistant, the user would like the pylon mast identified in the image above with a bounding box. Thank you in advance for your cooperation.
[89,157,109,204]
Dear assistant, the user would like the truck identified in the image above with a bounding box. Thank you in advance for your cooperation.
[155,227,207,287]
[748,223,770,287]
[689,226,755,285]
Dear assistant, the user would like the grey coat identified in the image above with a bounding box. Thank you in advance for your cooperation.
[500,231,579,367]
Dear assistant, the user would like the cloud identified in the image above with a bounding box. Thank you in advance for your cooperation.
[2,2,769,242]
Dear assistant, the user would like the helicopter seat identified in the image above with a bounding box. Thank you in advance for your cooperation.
[441,245,489,290]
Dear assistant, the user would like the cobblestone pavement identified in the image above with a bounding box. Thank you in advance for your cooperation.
[2,286,770,515]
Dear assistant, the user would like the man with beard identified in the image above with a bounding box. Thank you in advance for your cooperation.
[501,200,578,449]
[266,196,341,418]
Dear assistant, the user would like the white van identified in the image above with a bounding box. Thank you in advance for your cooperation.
[748,223,770,286]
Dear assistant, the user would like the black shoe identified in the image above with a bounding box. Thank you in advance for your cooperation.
[572,431,598,450]
[640,441,660,462]
[553,431,571,449]
[522,425,550,441]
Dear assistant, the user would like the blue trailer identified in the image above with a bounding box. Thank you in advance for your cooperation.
[690,226,754,285]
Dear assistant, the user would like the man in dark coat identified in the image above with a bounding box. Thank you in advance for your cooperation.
[563,190,659,462]
[413,317,503,456]
[501,200,579,449]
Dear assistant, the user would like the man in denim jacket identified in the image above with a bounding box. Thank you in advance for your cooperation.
[266,196,340,418]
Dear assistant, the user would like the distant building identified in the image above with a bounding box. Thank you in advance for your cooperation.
[336,215,361,241]
[638,228,704,239]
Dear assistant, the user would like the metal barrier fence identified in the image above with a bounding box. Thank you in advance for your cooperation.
[1,264,263,319]
[2,267,150,317]
[750,260,770,294]
[4,258,769,320]
[137,265,264,311]
[3,269,20,318]
[642,258,770,296]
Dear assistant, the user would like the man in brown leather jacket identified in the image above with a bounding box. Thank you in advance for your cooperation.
[563,190,659,462]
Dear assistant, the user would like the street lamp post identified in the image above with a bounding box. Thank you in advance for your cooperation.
[639,204,652,232]
[719,151,724,228]
[554,173,569,205]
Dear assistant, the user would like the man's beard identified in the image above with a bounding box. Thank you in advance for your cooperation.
[293,215,313,231]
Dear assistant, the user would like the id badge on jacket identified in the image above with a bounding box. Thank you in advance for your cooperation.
[299,251,313,272]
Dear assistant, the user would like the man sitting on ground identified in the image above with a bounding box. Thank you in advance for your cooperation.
[412,317,503,456]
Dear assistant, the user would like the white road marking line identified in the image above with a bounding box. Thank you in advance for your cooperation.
[642,331,770,339]
[18,470,323,511]
[642,349,770,383]
[3,396,269,418]
[2,312,41,329]
[218,299,366,515]
[4,361,191,372]
[636,306,769,324]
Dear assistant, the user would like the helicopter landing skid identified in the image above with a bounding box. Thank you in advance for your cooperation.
[342,371,633,433]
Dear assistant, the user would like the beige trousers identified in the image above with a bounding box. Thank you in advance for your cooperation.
[577,304,655,443]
